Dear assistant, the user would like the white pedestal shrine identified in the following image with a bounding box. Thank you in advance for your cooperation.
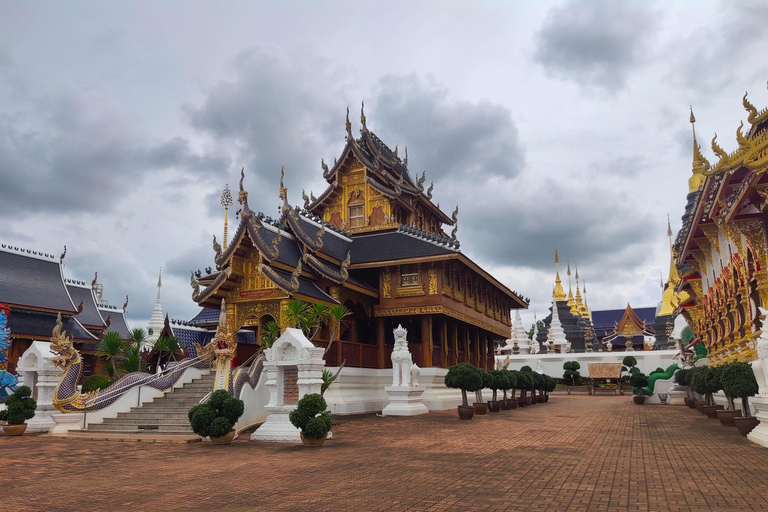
[667,387,687,406]
[381,325,428,416]
[252,328,326,442]
[17,341,60,433]
[382,386,428,416]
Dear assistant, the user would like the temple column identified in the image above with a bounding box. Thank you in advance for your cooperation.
[377,317,386,369]
[465,328,471,365]
[440,319,448,368]
[421,315,431,368]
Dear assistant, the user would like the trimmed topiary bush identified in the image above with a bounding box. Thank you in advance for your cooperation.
[0,386,36,425]
[721,362,759,417]
[563,361,581,387]
[188,389,244,439]
[444,363,482,407]
[289,393,332,439]
[489,370,510,402]
[629,372,649,395]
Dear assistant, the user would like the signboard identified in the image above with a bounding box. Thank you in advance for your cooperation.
[239,289,280,300]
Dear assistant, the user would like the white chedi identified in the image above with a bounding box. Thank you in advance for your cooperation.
[499,310,529,354]
[547,291,568,353]
[391,324,420,387]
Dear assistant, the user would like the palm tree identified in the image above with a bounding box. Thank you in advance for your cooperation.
[128,328,148,352]
[119,344,147,374]
[284,299,309,329]
[153,335,182,371]
[301,302,329,340]
[323,305,352,357]
[260,321,280,349]
[96,331,126,379]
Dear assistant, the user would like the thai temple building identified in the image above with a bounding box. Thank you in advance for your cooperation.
[671,89,768,365]
[0,244,131,376]
[189,105,529,371]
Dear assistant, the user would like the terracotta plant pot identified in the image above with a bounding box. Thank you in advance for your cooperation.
[734,416,760,437]
[703,405,724,419]
[695,401,708,413]
[473,402,488,415]
[300,432,327,447]
[509,399,519,409]
[544,395,549,402]
[633,394,646,405]
[210,429,236,445]
[684,397,696,408]
[525,397,532,406]
[500,399,512,410]
[528,396,537,405]
[716,409,742,426]
[487,401,501,413]
[2,423,27,436]
[517,397,526,407]
[458,405,475,420]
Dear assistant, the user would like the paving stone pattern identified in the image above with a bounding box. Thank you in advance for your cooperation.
[3,395,768,511]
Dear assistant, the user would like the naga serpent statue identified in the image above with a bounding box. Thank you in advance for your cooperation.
[50,314,211,413]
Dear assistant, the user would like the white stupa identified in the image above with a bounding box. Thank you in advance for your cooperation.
[547,290,568,353]
[499,310,529,354]
[146,268,164,345]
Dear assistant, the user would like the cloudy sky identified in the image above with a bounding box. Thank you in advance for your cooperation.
[2,1,768,331]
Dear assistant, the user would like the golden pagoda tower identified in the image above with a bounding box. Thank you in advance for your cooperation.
[575,264,589,319]
[553,244,566,301]
[581,280,592,321]
[566,260,579,316]
[659,215,680,317]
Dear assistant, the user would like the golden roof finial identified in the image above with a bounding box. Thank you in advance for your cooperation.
[566,259,579,315]
[553,244,566,301]
[688,107,709,193]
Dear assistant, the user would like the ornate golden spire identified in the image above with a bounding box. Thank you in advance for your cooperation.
[689,107,710,193]
[582,280,591,320]
[575,264,586,317]
[659,216,680,316]
[553,244,566,301]
[566,260,579,315]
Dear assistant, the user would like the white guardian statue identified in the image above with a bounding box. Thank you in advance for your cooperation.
[391,324,419,387]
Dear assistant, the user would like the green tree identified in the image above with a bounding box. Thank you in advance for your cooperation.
[284,299,310,329]
[260,321,280,349]
[154,335,182,371]
[323,305,352,358]
[128,327,148,351]
[96,331,126,379]
[721,362,759,416]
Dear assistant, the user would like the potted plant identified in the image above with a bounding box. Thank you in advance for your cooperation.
[690,367,714,413]
[289,393,333,446]
[487,371,508,413]
[721,362,760,436]
[562,361,581,395]
[715,363,743,425]
[507,370,520,409]
[630,372,649,404]
[517,370,533,406]
[188,389,245,444]
[499,370,517,409]
[674,368,696,408]
[520,366,536,405]
[702,366,725,418]
[474,369,492,415]
[445,363,483,420]
[543,375,556,402]
[0,385,36,436]
[621,356,637,395]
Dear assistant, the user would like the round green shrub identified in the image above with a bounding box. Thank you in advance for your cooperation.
[81,375,111,393]
[208,416,233,438]
[289,393,328,431]
[0,386,37,425]
[479,369,493,390]
[444,363,482,392]
[489,371,509,391]
[190,405,217,437]
[520,365,532,372]
[505,370,517,390]
[721,362,758,400]
[622,356,637,371]
[516,370,533,390]
[208,389,230,410]
[675,368,692,386]
[629,372,649,390]
[188,404,202,423]
[303,411,333,439]
[221,396,245,424]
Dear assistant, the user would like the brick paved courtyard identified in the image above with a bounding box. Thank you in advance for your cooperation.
[3,395,768,512]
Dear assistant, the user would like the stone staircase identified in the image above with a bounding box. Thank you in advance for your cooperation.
[85,371,215,435]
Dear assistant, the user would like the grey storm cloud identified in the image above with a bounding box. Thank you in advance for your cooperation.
[674,1,768,95]
[371,74,525,181]
[0,81,230,217]
[533,0,658,92]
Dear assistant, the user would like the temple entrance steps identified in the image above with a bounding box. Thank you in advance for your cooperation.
[84,370,215,435]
